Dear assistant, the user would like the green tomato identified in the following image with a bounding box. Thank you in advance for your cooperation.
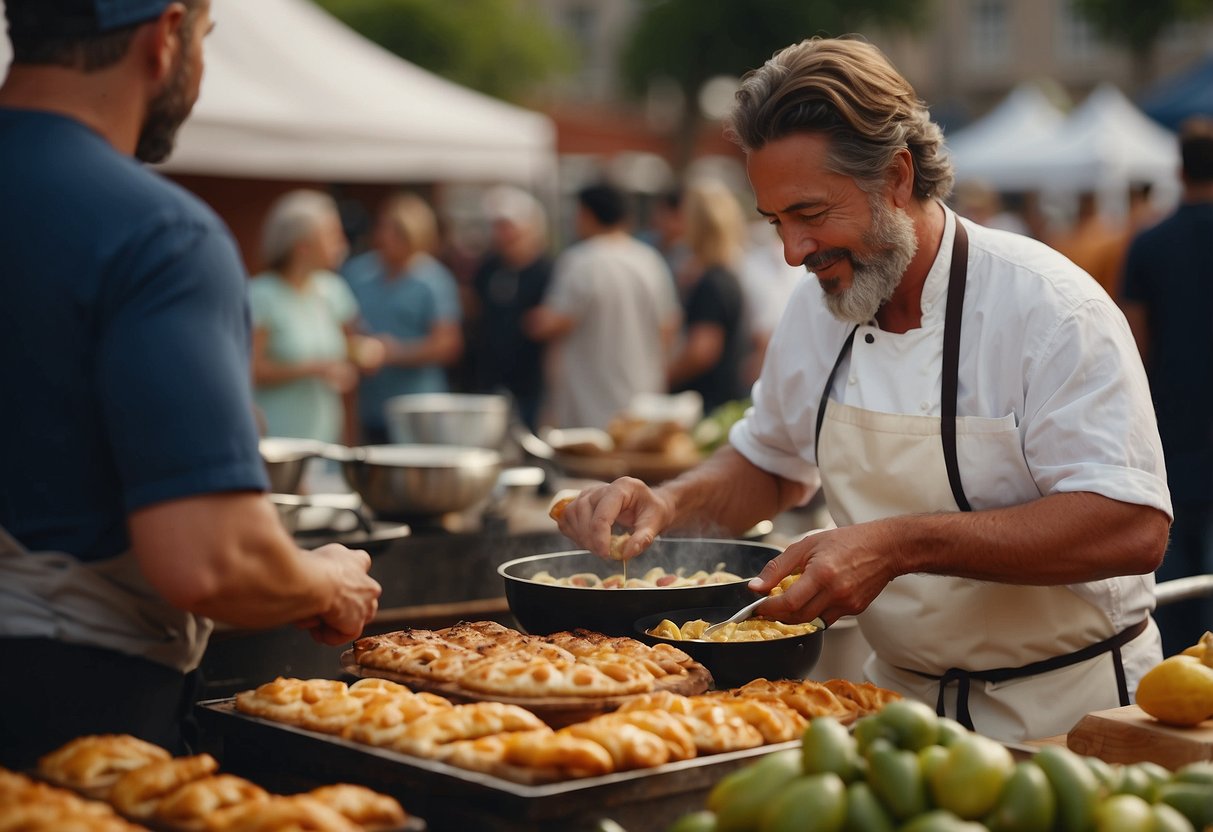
[1093,794,1154,832]
[934,717,969,747]
[709,749,804,832]
[1154,781,1213,829]
[875,699,940,751]
[758,773,846,832]
[898,809,987,832]
[853,714,896,755]
[1084,755,1122,796]
[1151,802,1197,832]
[866,745,928,820]
[1172,761,1213,786]
[665,811,717,832]
[842,781,894,832]
[1113,764,1154,800]
[1032,746,1101,832]
[801,717,860,782]
[927,732,1015,819]
[984,761,1056,832]
[918,744,949,783]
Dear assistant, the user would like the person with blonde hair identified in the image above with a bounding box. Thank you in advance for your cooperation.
[342,192,463,443]
[666,179,748,412]
[553,36,1170,743]
[250,189,380,444]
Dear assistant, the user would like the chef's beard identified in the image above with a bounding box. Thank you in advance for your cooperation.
[135,39,197,164]
[811,200,918,325]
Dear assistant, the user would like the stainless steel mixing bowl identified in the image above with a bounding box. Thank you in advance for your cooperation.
[333,444,503,518]
[383,393,510,448]
[259,437,326,494]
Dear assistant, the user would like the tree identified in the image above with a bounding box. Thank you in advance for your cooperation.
[1071,0,1213,87]
[311,0,574,103]
[618,0,929,165]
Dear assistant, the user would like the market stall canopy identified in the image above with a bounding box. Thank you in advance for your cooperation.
[1139,54,1213,131]
[949,83,1179,195]
[945,82,1067,186]
[0,0,558,184]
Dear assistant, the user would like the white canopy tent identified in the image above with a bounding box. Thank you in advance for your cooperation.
[945,82,1067,186]
[949,83,1179,199]
[0,0,558,185]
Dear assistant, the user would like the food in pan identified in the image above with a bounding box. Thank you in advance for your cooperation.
[24,735,411,832]
[0,767,145,831]
[529,564,745,588]
[547,491,633,561]
[227,667,901,786]
[153,774,269,831]
[350,622,702,700]
[36,733,172,795]
[648,616,820,642]
[205,795,358,832]
[305,784,408,832]
[108,754,219,820]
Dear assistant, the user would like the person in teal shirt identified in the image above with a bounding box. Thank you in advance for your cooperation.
[343,193,464,443]
[250,190,382,444]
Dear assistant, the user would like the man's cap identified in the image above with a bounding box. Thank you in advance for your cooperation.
[5,0,174,36]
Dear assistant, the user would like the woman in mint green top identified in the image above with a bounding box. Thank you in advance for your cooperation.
[250,190,379,444]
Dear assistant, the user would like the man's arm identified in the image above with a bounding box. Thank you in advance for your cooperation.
[1121,301,1150,367]
[667,322,725,387]
[754,492,1169,625]
[128,492,381,644]
[525,305,576,342]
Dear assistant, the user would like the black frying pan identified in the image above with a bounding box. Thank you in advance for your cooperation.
[497,537,781,636]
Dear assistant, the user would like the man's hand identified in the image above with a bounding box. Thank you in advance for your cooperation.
[553,477,674,561]
[748,524,901,626]
[298,544,381,645]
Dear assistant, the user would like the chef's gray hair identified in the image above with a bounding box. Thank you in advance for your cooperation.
[260,189,340,271]
[726,36,954,202]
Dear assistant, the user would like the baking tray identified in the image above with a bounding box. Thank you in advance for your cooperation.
[338,650,713,728]
[197,698,797,832]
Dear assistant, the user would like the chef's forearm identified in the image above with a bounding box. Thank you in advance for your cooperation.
[656,445,812,536]
[882,491,1169,585]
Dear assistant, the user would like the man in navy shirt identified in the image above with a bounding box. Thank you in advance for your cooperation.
[1121,117,1213,654]
[0,0,380,768]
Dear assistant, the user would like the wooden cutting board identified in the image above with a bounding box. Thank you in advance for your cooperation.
[1067,704,1213,769]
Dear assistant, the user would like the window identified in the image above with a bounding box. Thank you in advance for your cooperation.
[1056,0,1098,63]
[969,0,1011,69]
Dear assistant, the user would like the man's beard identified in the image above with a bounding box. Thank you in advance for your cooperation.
[809,199,918,325]
[135,47,196,164]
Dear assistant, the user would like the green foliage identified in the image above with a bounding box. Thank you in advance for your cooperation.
[619,0,929,110]
[1070,0,1213,58]
[310,0,574,102]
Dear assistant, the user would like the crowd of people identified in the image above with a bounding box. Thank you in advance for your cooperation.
[250,176,800,443]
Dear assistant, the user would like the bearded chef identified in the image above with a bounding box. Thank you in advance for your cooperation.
[553,37,1171,743]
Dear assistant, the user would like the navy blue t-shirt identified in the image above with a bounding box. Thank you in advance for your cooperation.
[1120,202,1213,503]
[0,109,268,562]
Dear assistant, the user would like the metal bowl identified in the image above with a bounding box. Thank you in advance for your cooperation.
[498,538,780,637]
[259,437,326,494]
[384,393,510,448]
[335,444,503,519]
[634,606,825,689]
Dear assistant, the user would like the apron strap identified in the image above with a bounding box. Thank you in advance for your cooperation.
[909,618,1148,730]
[941,221,971,512]
[813,220,971,515]
[814,326,859,460]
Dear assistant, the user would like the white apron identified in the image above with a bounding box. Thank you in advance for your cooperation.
[0,524,211,673]
[814,222,1149,742]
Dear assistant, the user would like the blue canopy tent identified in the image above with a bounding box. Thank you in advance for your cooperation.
[1140,54,1213,131]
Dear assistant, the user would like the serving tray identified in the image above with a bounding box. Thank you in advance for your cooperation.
[339,650,713,728]
[197,698,795,832]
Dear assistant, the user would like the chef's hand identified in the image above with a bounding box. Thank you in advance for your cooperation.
[554,477,674,561]
[748,524,900,626]
[296,544,381,645]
